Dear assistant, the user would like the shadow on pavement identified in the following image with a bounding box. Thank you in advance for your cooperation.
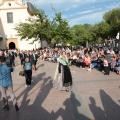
[37,63,44,70]
[70,91,90,120]
[89,96,106,120]
[100,90,120,120]
[0,75,91,120]
[89,90,120,120]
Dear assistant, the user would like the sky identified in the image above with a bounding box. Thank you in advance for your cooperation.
[26,0,120,26]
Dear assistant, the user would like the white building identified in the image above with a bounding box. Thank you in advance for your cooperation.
[0,0,47,50]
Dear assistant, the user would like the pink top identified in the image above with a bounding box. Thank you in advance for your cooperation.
[85,57,91,65]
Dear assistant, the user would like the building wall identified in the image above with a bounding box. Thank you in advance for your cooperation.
[0,0,47,50]
[0,17,6,49]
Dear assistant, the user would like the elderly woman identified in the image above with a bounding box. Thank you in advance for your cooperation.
[53,51,72,92]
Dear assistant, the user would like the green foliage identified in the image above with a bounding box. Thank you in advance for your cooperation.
[70,24,95,45]
[15,9,52,44]
[15,8,72,46]
[103,8,120,38]
[93,21,110,39]
[51,12,73,44]
[15,6,120,47]
[70,8,120,46]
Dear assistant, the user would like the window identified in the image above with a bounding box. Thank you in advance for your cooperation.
[8,3,11,6]
[7,12,13,23]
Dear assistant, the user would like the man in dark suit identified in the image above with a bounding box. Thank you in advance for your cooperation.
[30,51,38,70]
[19,51,25,66]
[24,50,30,59]
[8,50,15,67]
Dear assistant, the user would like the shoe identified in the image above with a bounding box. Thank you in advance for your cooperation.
[87,68,91,71]
[102,70,105,73]
[28,85,31,87]
[66,90,69,92]
[25,85,28,87]
[15,103,19,111]
[104,73,107,75]
[3,105,9,111]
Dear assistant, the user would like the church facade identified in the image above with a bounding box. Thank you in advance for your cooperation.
[0,0,47,50]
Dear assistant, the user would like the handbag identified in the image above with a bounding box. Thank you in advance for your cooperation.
[19,71,25,76]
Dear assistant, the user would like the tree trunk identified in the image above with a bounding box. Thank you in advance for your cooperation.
[86,40,88,48]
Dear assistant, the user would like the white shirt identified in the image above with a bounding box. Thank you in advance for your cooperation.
[110,51,115,55]
[104,59,108,66]
[73,55,78,60]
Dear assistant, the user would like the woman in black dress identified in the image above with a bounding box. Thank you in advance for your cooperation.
[54,51,72,92]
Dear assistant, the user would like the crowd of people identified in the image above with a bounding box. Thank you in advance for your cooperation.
[0,46,120,112]
[32,46,120,75]
[0,47,120,84]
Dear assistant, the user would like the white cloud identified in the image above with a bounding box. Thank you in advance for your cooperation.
[27,0,120,26]
[69,10,93,17]
[77,10,93,15]
[64,8,70,12]
[64,5,79,12]
[106,2,120,9]
[29,0,96,11]
[69,11,105,26]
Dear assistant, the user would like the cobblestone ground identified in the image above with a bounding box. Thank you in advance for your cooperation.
[0,58,120,120]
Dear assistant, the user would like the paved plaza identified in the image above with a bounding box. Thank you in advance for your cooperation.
[0,58,120,120]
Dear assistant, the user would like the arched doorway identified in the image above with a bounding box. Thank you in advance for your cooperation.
[9,42,16,49]
[6,38,18,50]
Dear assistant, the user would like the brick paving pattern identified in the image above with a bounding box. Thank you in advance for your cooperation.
[0,58,120,120]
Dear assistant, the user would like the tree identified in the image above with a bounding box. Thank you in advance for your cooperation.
[103,8,120,38]
[93,22,110,39]
[70,25,86,45]
[70,24,94,46]
[15,9,72,46]
[51,12,73,45]
[15,9,51,44]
